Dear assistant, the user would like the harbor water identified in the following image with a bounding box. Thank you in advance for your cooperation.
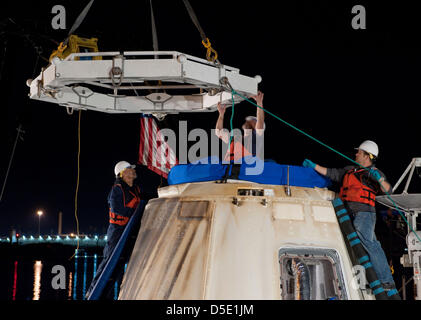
[0,245,111,300]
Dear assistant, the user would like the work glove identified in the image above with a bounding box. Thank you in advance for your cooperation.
[369,168,384,182]
[302,159,316,169]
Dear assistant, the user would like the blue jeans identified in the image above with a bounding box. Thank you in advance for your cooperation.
[352,211,395,286]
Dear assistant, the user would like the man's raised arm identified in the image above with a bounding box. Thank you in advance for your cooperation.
[252,91,265,130]
[215,102,229,143]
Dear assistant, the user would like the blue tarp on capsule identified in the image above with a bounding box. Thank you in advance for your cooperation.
[167,156,331,188]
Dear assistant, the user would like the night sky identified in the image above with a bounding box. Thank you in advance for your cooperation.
[1,1,420,236]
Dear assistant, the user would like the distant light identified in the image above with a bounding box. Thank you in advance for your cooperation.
[37,210,43,216]
[16,233,20,237]
[70,233,74,237]
[47,236,52,240]
[94,235,98,239]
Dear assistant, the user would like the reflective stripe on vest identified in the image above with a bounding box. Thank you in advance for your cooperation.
[339,168,377,207]
[109,210,130,226]
[126,189,141,209]
[109,185,141,226]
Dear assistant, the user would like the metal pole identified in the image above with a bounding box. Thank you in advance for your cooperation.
[38,215,41,237]
[403,161,416,194]
[58,211,63,235]
[392,158,414,194]
[402,275,406,300]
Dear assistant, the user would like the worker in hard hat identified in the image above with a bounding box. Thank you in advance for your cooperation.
[302,140,397,292]
[86,161,142,299]
[215,91,265,162]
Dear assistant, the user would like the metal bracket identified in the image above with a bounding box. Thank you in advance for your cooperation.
[232,197,239,207]
[261,198,268,207]
[285,165,292,197]
[145,92,173,111]
[110,55,124,88]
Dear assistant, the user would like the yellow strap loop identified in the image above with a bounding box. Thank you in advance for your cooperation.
[201,38,218,62]
[202,38,211,48]
[49,42,68,62]
[58,41,67,52]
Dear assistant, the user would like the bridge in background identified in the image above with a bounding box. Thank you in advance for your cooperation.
[0,234,106,247]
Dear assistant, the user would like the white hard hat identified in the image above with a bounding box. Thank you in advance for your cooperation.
[355,140,379,158]
[245,116,266,129]
[114,161,136,176]
[245,116,257,122]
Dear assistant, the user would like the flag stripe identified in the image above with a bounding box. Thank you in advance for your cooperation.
[148,117,154,168]
[151,118,158,168]
[138,115,178,179]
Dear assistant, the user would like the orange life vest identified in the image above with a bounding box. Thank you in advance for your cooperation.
[109,184,141,226]
[339,168,378,207]
[224,140,252,162]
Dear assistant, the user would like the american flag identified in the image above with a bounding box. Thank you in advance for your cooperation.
[138,114,178,178]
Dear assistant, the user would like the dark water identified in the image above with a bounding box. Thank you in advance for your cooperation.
[0,248,119,300]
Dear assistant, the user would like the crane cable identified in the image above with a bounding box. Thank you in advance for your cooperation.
[150,0,159,53]
[69,110,82,260]
[182,0,219,63]
[149,0,165,92]
[228,88,421,243]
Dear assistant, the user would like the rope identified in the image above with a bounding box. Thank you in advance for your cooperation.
[0,124,24,202]
[230,89,421,243]
[0,38,8,81]
[69,110,82,260]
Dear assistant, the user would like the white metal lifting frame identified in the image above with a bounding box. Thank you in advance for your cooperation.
[27,51,262,116]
